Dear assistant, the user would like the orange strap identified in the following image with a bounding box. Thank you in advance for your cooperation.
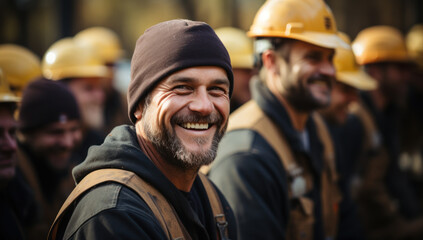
[349,102,380,150]
[198,173,228,240]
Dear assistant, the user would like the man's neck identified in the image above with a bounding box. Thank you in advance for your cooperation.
[135,123,197,192]
[153,160,198,192]
[270,88,310,131]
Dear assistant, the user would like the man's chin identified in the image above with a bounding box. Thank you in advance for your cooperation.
[171,145,216,170]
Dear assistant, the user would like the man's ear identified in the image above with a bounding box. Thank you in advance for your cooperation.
[134,105,143,120]
[261,50,278,71]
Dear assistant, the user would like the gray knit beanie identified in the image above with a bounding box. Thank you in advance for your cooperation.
[128,19,233,124]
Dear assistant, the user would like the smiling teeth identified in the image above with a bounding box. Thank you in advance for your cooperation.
[182,123,209,130]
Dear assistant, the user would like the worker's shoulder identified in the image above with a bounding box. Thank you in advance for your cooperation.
[63,182,156,238]
[217,127,277,159]
[212,127,284,177]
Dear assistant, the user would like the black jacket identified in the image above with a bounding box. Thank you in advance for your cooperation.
[57,125,237,240]
[361,92,421,219]
[208,79,326,240]
[0,170,38,240]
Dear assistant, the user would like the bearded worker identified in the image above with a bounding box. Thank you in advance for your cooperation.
[207,0,349,239]
[48,19,237,240]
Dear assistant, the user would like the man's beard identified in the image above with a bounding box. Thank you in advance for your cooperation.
[142,107,226,170]
[284,74,332,112]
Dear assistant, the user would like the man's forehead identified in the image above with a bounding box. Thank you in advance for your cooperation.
[164,66,229,84]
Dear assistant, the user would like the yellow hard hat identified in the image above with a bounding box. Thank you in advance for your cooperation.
[334,32,377,91]
[215,27,254,69]
[0,44,41,92]
[352,25,410,65]
[406,24,423,69]
[248,0,349,49]
[0,69,20,103]
[42,38,109,80]
[74,27,124,64]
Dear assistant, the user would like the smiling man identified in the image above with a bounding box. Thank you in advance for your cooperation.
[206,0,349,239]
[48,19,237,240]
[17,78,82,238]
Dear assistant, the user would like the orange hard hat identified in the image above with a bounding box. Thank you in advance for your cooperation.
[0,44,41,94]
[334,32,377,91]
[42,38,109,80]
[248,0,349,49]
[215,27,254,69]
[74,27,124,64]
[406,24,423,69]
[352,25,410,65]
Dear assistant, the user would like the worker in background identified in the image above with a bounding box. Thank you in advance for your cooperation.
[318,32,378,240]
[74,27,131,133]
[0,44,41,96]
[207,0,349,239]
[17,78,82,239]
[351,25,423,240]
[401,24,423,210]
[42,38,108,164]
[0,69,37,240]
[215,27,255,112]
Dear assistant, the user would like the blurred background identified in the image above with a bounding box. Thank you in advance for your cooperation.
[1,0,421,60]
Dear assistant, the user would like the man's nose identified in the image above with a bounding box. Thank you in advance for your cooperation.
[60,132,76,148]
[2,132,17,152]
[320,60,336,77]
[93,86,106,105]
[188,89,214,116]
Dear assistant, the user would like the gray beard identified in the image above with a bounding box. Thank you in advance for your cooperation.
[141,107,225,170]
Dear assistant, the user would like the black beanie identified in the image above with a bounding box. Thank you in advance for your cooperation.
[19,77,80,132]
[128,19,233,124]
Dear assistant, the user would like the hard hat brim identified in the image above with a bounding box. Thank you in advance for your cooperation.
[248,30,351,50]
[337,70,378,91]
[43,65,110,81]
[0,93,20,102]
[289,31,351,49]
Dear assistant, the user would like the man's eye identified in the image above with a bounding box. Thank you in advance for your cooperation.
[209,86,227,95]
[172,85,192,94]
[306,53,322,62]
[173,85,189,90]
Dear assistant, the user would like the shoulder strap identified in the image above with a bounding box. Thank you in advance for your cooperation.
[312,113,337,180]
[349,101,380,150]
[312,113,341,238]
[48,169,191,240]
[198,173,229,240]
[227,100,299,175]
